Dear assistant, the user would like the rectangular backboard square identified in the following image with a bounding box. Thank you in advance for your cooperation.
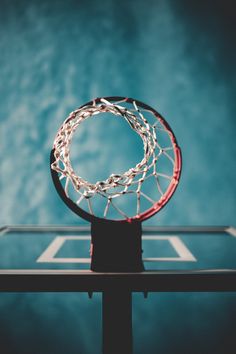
[37,235,196,264]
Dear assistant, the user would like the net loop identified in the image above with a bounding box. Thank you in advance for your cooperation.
[51,97,181,221]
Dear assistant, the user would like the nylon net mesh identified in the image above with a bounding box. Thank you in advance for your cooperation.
[51,97,181,221]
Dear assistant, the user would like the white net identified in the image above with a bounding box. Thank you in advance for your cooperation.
[51,97,181,221]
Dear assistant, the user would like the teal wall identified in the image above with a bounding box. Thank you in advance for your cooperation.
[1,0,235,226]
[0,1,235,353]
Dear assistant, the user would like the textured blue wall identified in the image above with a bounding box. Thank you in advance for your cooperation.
[0,0,235,226]
[0,1,235,353]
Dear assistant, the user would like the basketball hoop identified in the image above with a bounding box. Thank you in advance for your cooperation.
[50,97,182,271]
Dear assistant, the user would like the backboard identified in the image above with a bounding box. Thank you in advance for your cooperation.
[0,225,236,292]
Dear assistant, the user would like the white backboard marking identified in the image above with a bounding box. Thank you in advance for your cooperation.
[37,236,91,263]
[226,227,236,238]
[37,235,196,264]
[142,236,196,262]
